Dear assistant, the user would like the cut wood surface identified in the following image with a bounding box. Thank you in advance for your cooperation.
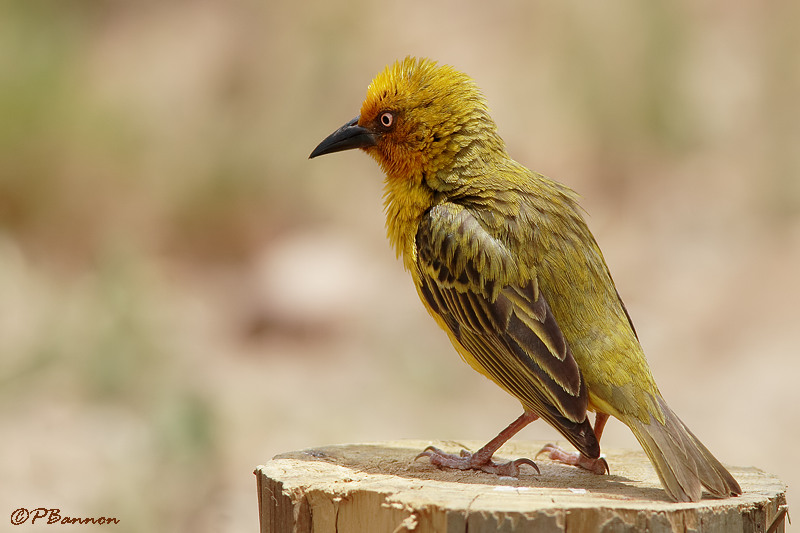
[256,440,787,533]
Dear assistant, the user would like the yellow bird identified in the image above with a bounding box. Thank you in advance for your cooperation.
[309,56,741,502]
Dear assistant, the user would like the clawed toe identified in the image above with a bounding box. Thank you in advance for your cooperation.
[497,457,540,476]
[536,443,608,475]
[415,445,452,462]
[415,445,538,477]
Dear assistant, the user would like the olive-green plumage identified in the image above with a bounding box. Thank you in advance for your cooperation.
[310,56,741,502]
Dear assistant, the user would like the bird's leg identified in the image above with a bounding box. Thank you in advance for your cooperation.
[536,412,610,475]
[416,411,540,476]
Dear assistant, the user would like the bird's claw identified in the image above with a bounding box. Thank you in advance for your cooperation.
[502,457,541,476]
[414,445,446,462]
[536,443,609,475]
[416,445,539,476]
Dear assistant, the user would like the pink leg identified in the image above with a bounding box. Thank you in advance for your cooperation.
[417,412,540,476]
[536,412,610,475]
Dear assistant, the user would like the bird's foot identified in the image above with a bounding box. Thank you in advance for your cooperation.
[416,445,539,477]
[536,443,609,475]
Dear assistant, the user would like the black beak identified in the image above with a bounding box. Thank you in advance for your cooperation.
[309,116,377,159]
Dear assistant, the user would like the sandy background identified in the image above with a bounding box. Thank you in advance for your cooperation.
[1,1,797,532]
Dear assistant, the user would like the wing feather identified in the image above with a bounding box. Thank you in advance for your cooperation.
[416,202,599,458]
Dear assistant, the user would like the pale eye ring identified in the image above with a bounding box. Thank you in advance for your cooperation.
[379,112,394,128]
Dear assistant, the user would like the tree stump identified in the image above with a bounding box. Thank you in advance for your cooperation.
[255,440,787,533]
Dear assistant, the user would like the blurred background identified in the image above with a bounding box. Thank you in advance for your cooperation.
[1,1,797,531]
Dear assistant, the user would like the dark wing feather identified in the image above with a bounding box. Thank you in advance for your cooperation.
[416,203,600,458]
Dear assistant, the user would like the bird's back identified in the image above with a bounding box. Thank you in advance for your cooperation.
[432,162,664,426]
[515,168,664,424]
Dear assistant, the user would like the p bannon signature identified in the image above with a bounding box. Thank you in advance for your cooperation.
[10,508,120,526]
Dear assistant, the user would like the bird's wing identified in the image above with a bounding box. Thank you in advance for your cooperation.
[415,202,599,457]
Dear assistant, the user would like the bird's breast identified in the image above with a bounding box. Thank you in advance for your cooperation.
[382,175,436,266]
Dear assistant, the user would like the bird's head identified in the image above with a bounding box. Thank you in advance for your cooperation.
[310,57,504,183]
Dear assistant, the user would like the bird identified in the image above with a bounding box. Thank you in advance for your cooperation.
[309,56,741,502]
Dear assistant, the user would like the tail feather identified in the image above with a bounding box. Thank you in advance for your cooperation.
[627,397,742,502]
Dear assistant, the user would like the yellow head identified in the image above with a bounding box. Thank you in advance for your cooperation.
[310,57,505,183]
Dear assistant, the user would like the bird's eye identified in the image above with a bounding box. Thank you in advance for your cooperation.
[379,112,394,128]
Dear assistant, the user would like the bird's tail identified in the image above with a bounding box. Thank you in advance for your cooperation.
[626,396,742,502]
